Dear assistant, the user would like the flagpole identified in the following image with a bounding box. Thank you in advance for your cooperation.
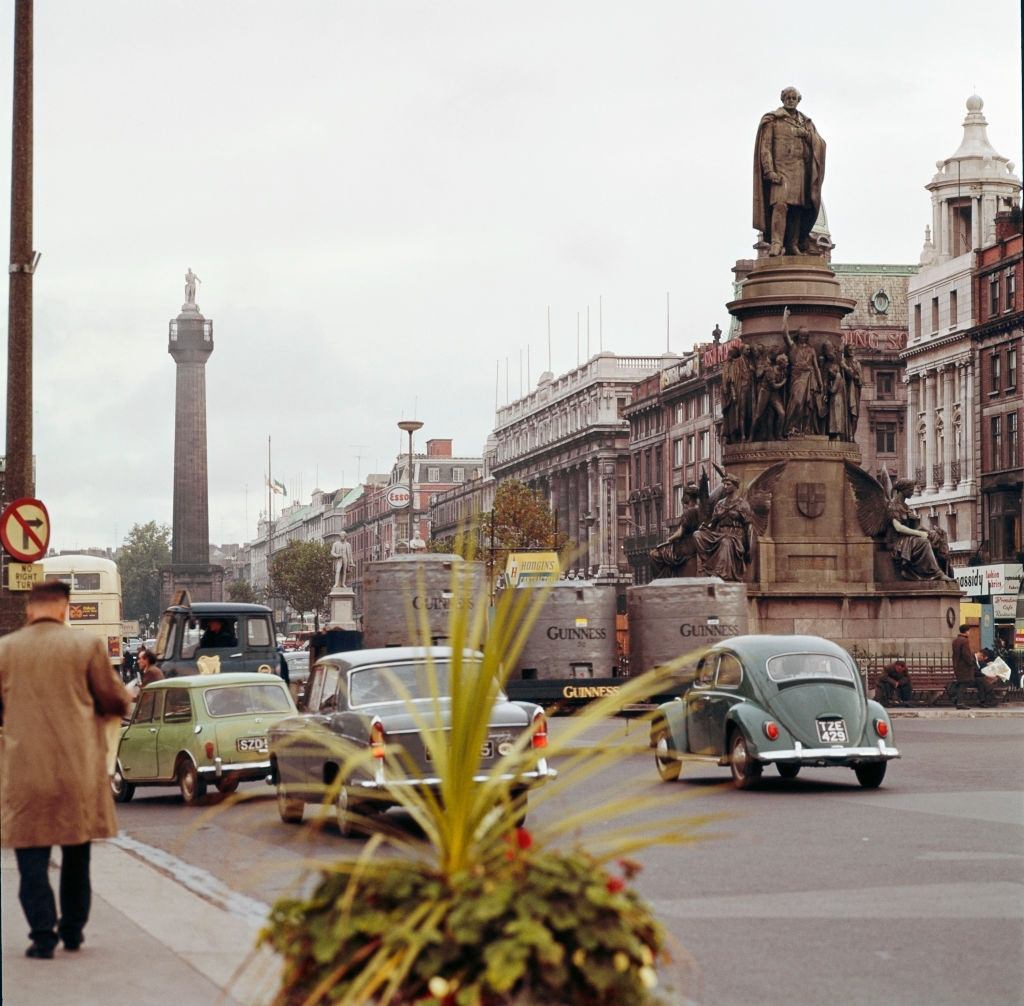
[267,435,274,625]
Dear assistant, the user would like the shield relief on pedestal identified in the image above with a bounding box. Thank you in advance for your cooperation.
[795,482,826,519]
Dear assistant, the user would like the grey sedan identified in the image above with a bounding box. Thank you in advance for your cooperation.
[268,646,554,835]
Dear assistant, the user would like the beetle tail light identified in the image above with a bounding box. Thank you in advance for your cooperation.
[204,741,215,759]
[763,720,780,741]
[531,711,548,749]
[874,719,889,738]
[370,719,386,759]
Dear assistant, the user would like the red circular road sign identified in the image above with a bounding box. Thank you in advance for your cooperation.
[0,497,51,563]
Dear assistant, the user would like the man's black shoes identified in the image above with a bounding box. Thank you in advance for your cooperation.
[26,942,55,959]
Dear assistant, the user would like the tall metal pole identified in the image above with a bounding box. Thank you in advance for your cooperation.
[397,420,423,546]
[1,0,35,636]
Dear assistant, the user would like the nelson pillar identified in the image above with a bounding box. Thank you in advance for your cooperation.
[160,269,223,607]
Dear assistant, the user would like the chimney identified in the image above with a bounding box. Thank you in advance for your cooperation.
[994,207,1023,243]
[426,438,452,458]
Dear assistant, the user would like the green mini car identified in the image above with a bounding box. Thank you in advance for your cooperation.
[112,673,297,804]
[650,635,900,790]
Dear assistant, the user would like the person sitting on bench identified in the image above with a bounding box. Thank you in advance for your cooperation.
[876,659,912,706]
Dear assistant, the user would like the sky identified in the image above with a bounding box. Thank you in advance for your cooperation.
[0,1,1020,552]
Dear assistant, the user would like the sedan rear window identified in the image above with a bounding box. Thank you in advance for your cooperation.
[203,683,292,717]
[766,653,856,684]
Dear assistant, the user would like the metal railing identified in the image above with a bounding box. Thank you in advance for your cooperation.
[950,460,961,484]
[932,463,945,485]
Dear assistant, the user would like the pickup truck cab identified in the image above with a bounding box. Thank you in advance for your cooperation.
[155,599,279,678]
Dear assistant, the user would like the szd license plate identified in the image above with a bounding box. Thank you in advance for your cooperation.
[236,736,268,753]
[815,720,847,744]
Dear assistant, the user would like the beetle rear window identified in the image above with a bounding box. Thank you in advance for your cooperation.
[203,684,292,716]
[766,654,856,684]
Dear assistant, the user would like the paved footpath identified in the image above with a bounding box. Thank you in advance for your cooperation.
[1,840,280,1006]
[3,704,1022,1005]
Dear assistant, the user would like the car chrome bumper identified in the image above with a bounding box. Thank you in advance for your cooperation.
[351,759,557,791]
[759,740,899,763]
[197,757,273,778]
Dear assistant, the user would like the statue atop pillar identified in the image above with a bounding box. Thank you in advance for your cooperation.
[753,87,826,256]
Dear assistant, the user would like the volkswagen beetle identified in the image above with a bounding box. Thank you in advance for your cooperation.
[268,646,555,835]
[650,635,899,789]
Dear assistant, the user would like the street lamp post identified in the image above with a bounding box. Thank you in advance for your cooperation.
[397,419,423,548]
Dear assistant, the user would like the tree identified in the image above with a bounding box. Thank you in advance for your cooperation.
[117,521,171,622]
[227,579,265,604]
[269,540,334,631]
[488,480,570,574]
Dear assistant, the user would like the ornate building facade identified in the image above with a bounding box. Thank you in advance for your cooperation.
[490,353,673,576]
[901,96,1021,563]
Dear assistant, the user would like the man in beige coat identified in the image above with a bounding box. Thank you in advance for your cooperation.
[0,580,130,958]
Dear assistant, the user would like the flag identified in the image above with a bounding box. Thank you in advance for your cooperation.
[267,477,287,496]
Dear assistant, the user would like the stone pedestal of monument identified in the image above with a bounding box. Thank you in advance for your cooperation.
[327,587,357,630]
[720,254,961,658]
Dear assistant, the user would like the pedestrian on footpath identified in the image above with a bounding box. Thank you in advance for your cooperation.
[950,623,979,709]
[0,580,131,959]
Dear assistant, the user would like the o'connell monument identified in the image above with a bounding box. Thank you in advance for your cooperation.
[160,270,224,607]
[649,87,960,657]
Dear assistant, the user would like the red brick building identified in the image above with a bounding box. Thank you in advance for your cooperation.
[973,209,1023,565]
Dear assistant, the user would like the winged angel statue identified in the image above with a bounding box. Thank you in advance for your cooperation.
[843,462,955,582]
[651,463,786,581]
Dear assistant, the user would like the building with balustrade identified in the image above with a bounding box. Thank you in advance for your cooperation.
[901,95,1021,563]
[490,352,675,577]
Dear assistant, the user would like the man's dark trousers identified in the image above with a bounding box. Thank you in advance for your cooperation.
[14,843,91,949]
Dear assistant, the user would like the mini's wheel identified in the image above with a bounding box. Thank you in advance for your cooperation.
[111,764,135,803]
[729,732,762,790]
[854,762,887,789]
[177,761,207,805]
[653,728,682,782]
[216,776,240,795]
[776,762,801,780]
[276,782,304,824]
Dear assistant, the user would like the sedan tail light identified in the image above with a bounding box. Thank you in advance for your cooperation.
[204,741,215,759]
[531,711,548,749]
[874,719,889,738]
[370,719,386,759]
[762,720,780,741]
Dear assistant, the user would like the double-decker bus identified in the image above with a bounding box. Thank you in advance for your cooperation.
[40,554,124,673]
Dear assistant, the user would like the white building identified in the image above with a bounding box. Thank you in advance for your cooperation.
[901,95,1021,561]
[491,351,674,576]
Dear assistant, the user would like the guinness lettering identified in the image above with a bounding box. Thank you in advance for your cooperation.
[411,595,474,611]
[680,623,740,638]
[546,626,608,640]
[561,684,620,699]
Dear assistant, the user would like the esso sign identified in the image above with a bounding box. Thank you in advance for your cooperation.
[386,486,411,509]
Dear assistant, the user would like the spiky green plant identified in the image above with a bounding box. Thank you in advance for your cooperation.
[261,528,715,1005]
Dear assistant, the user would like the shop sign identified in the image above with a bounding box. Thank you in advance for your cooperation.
[992,595,1018,619]
[953,563,1023,597]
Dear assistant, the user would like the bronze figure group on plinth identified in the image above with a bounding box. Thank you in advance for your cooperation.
[722,308,863,445]
[650,464,786,582]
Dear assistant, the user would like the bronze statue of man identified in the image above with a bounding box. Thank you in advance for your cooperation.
[753,87,826,256]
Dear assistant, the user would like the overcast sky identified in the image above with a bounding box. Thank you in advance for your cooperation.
[0,1,1020,552]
